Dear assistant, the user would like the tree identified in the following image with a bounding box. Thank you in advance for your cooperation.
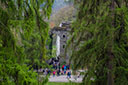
[68,0,128,85]
[0,0,54,84]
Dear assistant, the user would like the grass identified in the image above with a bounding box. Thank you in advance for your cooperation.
[46,82,81,85]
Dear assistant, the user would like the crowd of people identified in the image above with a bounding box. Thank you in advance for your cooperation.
[42,57,71,78]
[52,64,71,78]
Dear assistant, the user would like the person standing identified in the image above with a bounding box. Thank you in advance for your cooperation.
[67,70,71,78]
[64,65,67,74]
[62,65,65,71]
[53,70,56,77]
[57,69,60,76]
[67,65,70,70]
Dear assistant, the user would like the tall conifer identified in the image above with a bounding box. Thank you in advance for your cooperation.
[69,0,128,84]
[0,0,54,84]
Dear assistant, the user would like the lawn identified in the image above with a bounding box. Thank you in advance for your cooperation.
[46,82,80,85]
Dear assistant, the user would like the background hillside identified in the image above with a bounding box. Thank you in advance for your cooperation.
[50,0,75,27]
[52,0,67,12]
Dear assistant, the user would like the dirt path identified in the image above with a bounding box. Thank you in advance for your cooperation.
[48,75,83,82]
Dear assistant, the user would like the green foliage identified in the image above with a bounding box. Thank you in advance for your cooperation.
[52,45,57,57]
[0,0,54,85]
[68,0,128,85]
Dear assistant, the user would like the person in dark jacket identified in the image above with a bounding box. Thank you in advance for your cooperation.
[67,70,71,78]
[57,69,60,76]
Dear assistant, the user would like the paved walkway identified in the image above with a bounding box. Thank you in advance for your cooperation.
[48,75,83,83]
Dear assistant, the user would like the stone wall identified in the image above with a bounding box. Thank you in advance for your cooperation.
[50,25,71,63]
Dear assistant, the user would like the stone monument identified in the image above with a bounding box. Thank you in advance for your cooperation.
[50,22,71,63]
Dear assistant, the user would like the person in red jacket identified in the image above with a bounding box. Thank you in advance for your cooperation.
[62,65,65,71]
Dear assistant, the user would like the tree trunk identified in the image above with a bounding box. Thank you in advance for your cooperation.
[107,0,115,85]
[107,54,114,85]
